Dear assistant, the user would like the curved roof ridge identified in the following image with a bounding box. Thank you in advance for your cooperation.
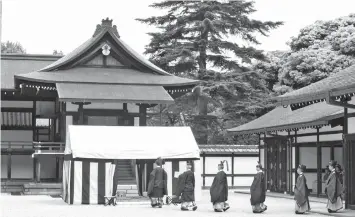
[38,19,173,77]
[39,30,106,72]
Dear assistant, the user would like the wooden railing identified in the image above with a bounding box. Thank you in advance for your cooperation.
[1,141,34,154]
[32,142,65,153]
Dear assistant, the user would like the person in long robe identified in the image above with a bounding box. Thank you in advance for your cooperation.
[210,160,230,212]
[147,157,168,208]
[250,162,267,213]
[325,160,343,213]
[335,164,345,200]
[323,165,330,182]
[175,161,197,211]
[294,164,311,214]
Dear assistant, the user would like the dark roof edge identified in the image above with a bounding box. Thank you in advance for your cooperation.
[227,112,348,135]
[13,74,200,87]
[1,54,63,61]
[276,86,355,106]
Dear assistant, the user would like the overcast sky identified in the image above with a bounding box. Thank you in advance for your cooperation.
[1,0,355,56]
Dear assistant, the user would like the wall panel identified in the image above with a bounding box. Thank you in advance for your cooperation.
[299,147,317,168]
[40,156,57,179]
[11,155,33,179]
[1,155,8,179]
[234,157,258,174]
[1,130,32,142]
[1,101,33,108]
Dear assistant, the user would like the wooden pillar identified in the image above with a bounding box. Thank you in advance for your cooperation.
[202,153,206,187]
[231,152,235,187]
[159,104,163,126]
[139,104,147,126]
[32,101,37,181]
[56,158,60,182]
[295,130,299,183]
[343,106,349,209]
[78,103,84,125]
[35,157,41,183]
[316,127,322,197]
[7,144,11,180]
[287,131,292,194]
[263,133,267,190]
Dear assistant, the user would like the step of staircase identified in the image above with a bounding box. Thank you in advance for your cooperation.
[22,183,62,196]
[116,184,139,197]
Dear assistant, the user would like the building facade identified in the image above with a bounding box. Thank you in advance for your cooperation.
[1,18,199,193]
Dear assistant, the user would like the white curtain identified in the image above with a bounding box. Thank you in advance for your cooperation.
[105,162,116,197]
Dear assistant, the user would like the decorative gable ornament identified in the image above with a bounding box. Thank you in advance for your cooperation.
[102,44,111,56]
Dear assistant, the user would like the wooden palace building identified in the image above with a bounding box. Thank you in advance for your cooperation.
[1,18,199,194]
[228,65,355,210]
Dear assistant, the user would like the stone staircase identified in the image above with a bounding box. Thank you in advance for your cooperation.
[116,159,136,185]
[115,160,139,197]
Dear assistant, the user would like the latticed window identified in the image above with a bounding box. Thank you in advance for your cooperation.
[1,109,33,128]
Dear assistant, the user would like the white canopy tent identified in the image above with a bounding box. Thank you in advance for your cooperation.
[65,125,200,160]
[63,125,202,205]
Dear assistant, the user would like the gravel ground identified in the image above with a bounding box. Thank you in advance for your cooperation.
[0,190,327,217]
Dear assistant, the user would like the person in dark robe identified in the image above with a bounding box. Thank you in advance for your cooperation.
[250,162,267,213]
[175,161,197,211]
[325,160,343,213]
[335,164,344,185]
[147,157,168,208]
[294,164,311,214]
[335,164,345,200]
[210,160,230,212]
[323,165,330,182]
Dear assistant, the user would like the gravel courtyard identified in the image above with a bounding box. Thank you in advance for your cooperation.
[1,191,328,217]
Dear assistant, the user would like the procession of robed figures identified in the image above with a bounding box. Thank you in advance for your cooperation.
[145,157,345,214]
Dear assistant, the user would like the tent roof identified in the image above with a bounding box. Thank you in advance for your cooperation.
[65,125,200,160]
[277,64,355,106]
[227,99,355,135]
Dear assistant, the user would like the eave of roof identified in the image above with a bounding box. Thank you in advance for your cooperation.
[198,144,259,154]
[1,55,61,90]
[56,83,174,104]
[227,99,355,135]
[276,65,355,106]
[14,67,199,87]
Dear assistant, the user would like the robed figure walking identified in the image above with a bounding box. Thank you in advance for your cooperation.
[175,161,197,211]
[294,164,311,214]
[147,157,168,208]
[325,160,343,213]
[210,160,230,212]
[250,162,267,213]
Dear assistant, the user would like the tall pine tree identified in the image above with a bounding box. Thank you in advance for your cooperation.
[137,0,283,77]
[138,0,283,144]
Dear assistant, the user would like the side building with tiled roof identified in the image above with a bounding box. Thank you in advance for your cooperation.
[227,98,355,198]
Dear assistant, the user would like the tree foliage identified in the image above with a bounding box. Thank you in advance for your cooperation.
[1,41,26,54]
[255,14,355,95]
[139,0,282,144]
[53,50,64,55]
